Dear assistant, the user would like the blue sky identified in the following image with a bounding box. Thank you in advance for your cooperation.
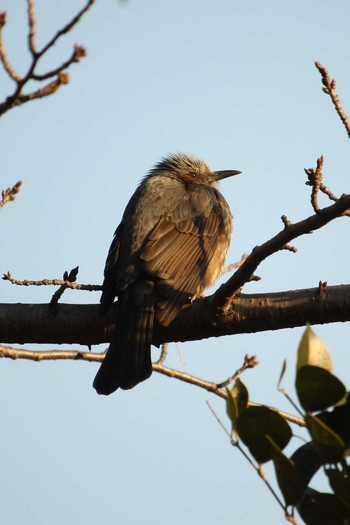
[1,1,350,523]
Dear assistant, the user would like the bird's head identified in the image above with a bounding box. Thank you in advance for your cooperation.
[149,153,241,188]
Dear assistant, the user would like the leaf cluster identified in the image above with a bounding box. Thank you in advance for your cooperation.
[226,326,350,524]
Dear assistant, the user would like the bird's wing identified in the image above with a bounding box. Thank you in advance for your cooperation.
[140,194,224,325]
[100,222,123,315]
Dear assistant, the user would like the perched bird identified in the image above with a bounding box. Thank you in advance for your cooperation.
[93,153,241,395]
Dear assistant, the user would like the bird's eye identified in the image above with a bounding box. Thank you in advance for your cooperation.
[190,172,197,178]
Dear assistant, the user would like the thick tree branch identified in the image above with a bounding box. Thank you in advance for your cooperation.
[1,285,350,346]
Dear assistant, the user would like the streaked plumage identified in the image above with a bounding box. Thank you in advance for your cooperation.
[93,153,240,395]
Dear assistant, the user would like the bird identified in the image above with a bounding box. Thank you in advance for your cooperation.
[93,153,241,395]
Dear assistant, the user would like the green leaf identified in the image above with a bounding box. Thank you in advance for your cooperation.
[226,388,239,432]
[296,365,346,412]
[236,406,292,464]
[326,467,350,509]
[298,491,350,525]
[226,379,249,433]
[230,379,249,412]
[267,436,306,506]
[306,414,345,464]
[317,395,350,454]
[297,325,333,372]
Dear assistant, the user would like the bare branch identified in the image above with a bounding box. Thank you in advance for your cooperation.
[32,45,87,81]
[0,180,23,209]
[0,0,95,117]
[9,72,70,109]
[0,344,304,427]
[216,353,259,388]
[315,61,350,138]
[0,344,100,362]
[305,155,323,212]
[2,271,101,292]
[1,284,350,348]
[154,361,226,396]
[207,401,292,523]
[27,0,36,55]
[155,343,168,365]
[304,156,350,217]
[212,193,350,313]
[39,0,95,56]
[49,266,80,307]
[222,254,248,274]
[0,12,21,82]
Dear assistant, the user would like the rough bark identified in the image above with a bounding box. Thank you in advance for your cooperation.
[1,284,349,347]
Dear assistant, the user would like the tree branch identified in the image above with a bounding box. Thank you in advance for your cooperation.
[0,344,304,427]
[212,193,350,313]
[39,0,94,56]
[0,180,23,209]
[1,285,350,347]
[2,270,100,292]
[304,155,350,216]
[0,0,94,117]
[315,61,350,139]
[1,190,349,343]
[0,13,21,81]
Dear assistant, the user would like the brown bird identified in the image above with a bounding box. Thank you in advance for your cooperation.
[93,153,241,395]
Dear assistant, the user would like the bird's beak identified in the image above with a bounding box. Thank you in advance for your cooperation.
[214,170,242,181]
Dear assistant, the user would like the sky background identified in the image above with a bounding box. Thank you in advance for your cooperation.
[1,1,350,523]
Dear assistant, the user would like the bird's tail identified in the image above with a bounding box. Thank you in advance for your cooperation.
[93,279,155,395]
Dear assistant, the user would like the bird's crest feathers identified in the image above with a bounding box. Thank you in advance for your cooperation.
[149,153,212,178]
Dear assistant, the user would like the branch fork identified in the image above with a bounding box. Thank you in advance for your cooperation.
[0,0,95,117]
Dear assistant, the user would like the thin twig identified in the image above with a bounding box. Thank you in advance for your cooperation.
[0,180,23,209]
[155,343,168,365]
[49,266,80,307]
[222,255,261,282]
[305,156,350,217]
[216,353,259,388]
[11,72,70,107]
[206,401,231,437]
[0,12,21,81]
[2,271,101,292]
[32,45,86,81]
[0,0,95,117]
[207,402,296,521]
[27,0,36,55]
[304,155,323,212]
[234,440,292,518]
[315,61,350,139]
[0,344,305,427]
[222,254,249,274]
[153,361,226,396]
[0,345,101,362]
[39,0,95,56]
